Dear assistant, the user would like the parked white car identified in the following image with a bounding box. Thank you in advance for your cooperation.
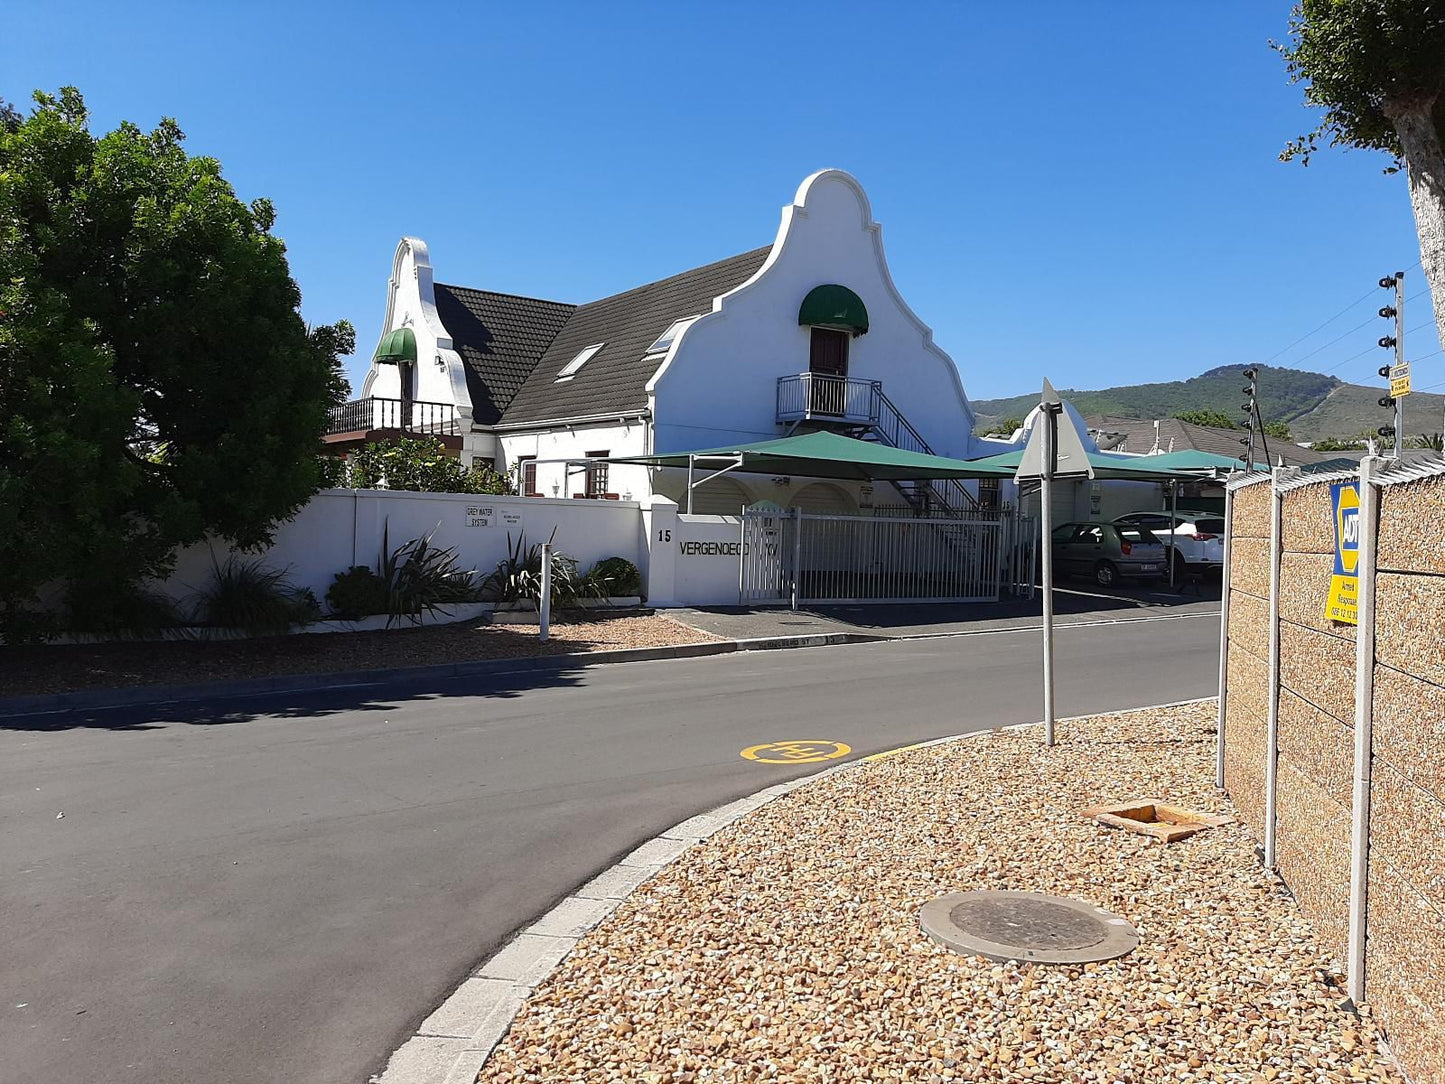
[1112,511,1226,577]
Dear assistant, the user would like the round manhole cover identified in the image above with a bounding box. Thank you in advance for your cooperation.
[920,890,1138,964]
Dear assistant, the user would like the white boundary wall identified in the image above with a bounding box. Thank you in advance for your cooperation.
[160,490,645,606]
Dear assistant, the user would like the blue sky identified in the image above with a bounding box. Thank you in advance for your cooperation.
[3,1,1436,401]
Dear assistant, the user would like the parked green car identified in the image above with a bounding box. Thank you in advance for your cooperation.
[1049,522,1167,587]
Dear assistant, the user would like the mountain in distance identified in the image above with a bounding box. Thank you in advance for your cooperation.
[971,364,1445,442]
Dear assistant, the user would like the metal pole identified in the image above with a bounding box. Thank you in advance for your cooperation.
[687,455,695,514]
[539,543,552,642]
[1347,456,1380,1003]
[791,505,803,611]
[1168,479,1178,590]
[1041,411,1056,747]
[1215,480,1234,789]
[1394,272,1405,458]
[1263,467,1285,869]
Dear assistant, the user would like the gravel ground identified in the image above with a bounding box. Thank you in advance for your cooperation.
[0,613,719,697]
[478,701,1404,1083]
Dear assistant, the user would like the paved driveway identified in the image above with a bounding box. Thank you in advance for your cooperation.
[0,613,1220,1084]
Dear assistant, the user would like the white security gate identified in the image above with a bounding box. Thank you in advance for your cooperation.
[741,508,1028,606]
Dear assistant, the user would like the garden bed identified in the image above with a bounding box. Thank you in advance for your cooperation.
[0,612,719,698]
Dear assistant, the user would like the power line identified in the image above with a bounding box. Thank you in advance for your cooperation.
[1258,286,1378,365]
[1256,259,1423,368]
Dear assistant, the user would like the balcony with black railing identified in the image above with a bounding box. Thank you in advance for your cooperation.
[326,397,459,438]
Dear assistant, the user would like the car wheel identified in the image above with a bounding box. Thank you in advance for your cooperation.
[1094,560,1117,587]
[1173,552,1188,581]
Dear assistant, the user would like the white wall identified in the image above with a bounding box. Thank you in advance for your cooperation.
[648,170,993,461]
[360,238,473,415]
[671,515,745,606]
[498,421,650,501]
[160,490,644,608]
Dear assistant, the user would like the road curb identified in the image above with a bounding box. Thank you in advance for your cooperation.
[370,695,1221,1084]
[0,632,882,718]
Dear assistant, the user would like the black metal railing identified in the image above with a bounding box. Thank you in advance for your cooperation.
[775,373,979,514]
[776,373,880,424]
[327,397,459,436]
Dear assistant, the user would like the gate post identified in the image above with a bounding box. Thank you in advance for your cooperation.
[791,505,803,611]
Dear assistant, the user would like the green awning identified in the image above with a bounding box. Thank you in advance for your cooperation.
[798,284,868,334]
[615,431,1015,481]
[966,448,1198,482]
[373,327,417,364]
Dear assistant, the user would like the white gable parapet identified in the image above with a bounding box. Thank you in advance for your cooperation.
[647,169,983,460]
[361,237,473,423]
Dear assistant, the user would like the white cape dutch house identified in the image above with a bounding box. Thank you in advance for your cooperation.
[334,170,1023,517]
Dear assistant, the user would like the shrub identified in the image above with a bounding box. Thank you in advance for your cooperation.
[325,566,388,620]
[480,530,597,607]
[317,455,349,488]
[337,438,516,494]
[64,583,184,639]
[377,525,478,626]
[197,556,314,636]
[584,557,642,598]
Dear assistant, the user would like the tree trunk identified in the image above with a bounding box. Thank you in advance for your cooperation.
[1389,97,1445,367]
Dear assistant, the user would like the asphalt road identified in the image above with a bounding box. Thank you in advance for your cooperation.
[0,612,1220,1084]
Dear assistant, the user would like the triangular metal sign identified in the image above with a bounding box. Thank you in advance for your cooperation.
[1014,378,1095,481]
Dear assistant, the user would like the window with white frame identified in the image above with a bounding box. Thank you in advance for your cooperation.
[556,343,604,381]
[644,316,697,356]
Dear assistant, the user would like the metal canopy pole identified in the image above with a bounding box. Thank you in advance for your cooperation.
[1040,411,1056,747]
[1169,479,1178,590]
[687,455,695,514]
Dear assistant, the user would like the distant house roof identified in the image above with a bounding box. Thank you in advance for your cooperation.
[431,284,576,426]
[496,246,772,427]
[1085,415,1331,468]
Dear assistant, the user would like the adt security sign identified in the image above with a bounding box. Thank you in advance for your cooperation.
[1326,481,1360,625]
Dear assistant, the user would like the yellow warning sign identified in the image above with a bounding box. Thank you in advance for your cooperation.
[1390,362,1412,398]
[740,740,852,764]
[1326,482,1360,625]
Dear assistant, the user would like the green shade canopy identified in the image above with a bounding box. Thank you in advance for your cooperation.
[966,447,1197,482]
[373,327,417,364]
[798,284,868,334]
[615,430,1016,481]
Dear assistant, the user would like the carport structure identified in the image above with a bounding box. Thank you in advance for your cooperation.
[618,432,1027,606]
[616,429,1016,514]
[966,447,1209,588]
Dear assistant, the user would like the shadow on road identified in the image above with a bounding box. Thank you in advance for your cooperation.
[0,663,591,733]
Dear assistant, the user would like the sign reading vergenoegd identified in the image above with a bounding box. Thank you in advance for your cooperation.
[1326,481,1360,625]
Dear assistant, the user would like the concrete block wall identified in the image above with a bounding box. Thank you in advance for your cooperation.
[1223,467,1445,1084]
[1274,481,1354,963]
[1222,479,1271,833]
[1363,482,1445,1080]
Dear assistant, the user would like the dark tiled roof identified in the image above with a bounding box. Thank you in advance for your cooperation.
[1086,415,1331,467]
[432,284,576,426]
[498,246,772,426]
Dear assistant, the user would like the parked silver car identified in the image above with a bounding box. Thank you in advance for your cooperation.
[1050,522,1167,587]
[1113,511,1225,578]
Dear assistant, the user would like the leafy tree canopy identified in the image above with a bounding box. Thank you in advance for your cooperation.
[1275,1,1445,166]
[1262,419,1294,440]
[1173,409,1239,430]
[0,88,354,638]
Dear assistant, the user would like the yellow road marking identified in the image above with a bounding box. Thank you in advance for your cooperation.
[860,741,928,762]
[740,740,852,765]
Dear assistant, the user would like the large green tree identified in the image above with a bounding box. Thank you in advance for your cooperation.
[1276,2,1445,355]
[0,88,354,637]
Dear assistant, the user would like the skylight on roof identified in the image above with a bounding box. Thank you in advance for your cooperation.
[557,342,604,381]
[645,316,698,356]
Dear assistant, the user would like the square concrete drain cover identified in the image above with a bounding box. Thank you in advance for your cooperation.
[920,890,1138,964]
[1082,800,1234,843]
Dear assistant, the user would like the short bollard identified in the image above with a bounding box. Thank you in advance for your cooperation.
[539,543,552,642]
